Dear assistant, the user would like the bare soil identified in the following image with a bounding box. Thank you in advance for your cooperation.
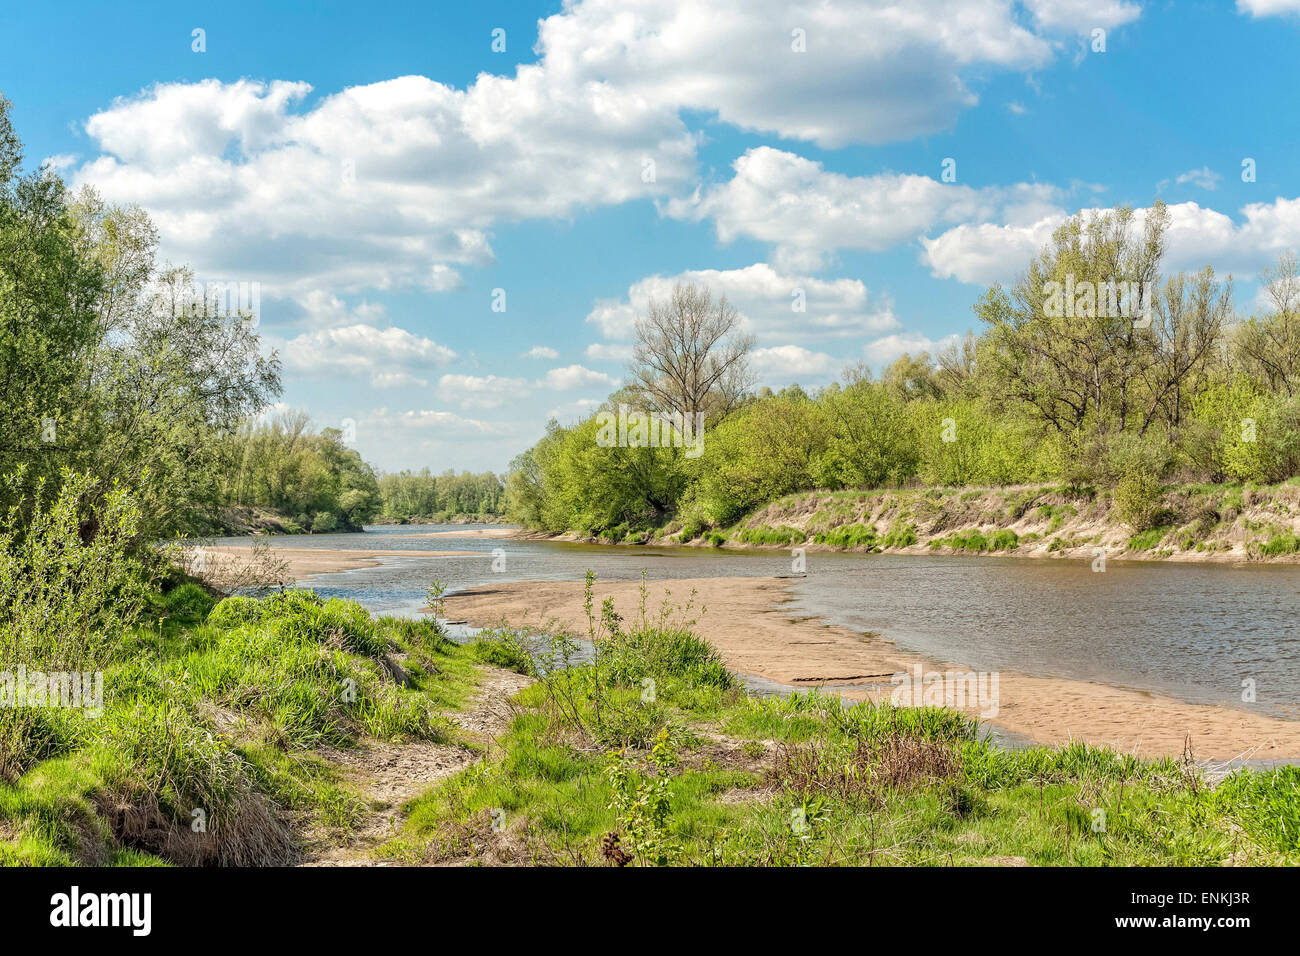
[300,666,533,866]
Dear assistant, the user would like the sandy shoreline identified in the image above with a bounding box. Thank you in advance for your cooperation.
[444,575,1300,761]
[205,545,478,577]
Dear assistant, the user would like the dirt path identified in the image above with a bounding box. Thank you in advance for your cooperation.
[444,576,1300,761]
[300,666,533,866]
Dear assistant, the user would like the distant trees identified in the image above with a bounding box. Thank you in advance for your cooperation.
[376,468,505,520]
[219,412,379,531]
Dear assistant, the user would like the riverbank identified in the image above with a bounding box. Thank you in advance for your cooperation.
[204,544,479,578]
[515,481,1300,565]
[444,575,1300,761]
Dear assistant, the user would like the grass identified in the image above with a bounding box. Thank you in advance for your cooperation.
[1127,526,1173,551]
[811,523,879,549]
[0,584,486,866]
[1258,532,1300,556]
[930,528,1020,553]
[375,575,1300,867]
[733,525,806,546]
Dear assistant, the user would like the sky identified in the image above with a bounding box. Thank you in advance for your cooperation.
[3,0,1300,473]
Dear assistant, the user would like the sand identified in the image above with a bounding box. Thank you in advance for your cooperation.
[444,575,1300,761]
[204,545,478,578]
[381,528,516,540]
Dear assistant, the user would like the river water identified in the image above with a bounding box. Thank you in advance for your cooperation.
[211,524,1300,721]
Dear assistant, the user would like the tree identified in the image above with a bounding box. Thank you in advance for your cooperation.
[976,202,1170,438]
[629,281,755,425]
[1235,252,1300,397]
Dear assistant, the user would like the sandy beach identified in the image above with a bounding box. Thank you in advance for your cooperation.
[205,545,478,578]
[444,575,1300,761]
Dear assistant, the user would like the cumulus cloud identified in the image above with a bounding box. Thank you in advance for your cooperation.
[587,262,898,343]
[921,197,1300,286]
[523,345,559,359]
[69,1,1120,300]
[538,365,619,390]
[73,73,695,297]
[537,0,1057,149]
[584,342,635,362]
[666,147,1062,271]
[1021,0,1142,32]
[1236,0,1300,17]
[279,323,457,388]
[864,332,960,365]
[750,345,838,377]
[437,374,531,410]
[436,365,618,409]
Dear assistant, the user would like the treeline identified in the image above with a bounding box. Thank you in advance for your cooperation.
[376,469,505,520]
[213,411,508,530]
[507,201,1300,536]
[217,412,381,532]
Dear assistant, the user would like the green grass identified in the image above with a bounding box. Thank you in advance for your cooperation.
[811,523,879,549]
[930,528,1019,552]
[0,586,485,866]
[1258,532,1300,556]
[1127,526,1173,551]
[733,525,806,546]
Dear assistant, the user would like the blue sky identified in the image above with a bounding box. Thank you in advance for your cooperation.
[3,0,1300,472]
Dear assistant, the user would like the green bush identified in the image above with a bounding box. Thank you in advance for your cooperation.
[1114,469,1164,531]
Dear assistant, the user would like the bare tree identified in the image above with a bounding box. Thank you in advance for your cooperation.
[629,281,755,424]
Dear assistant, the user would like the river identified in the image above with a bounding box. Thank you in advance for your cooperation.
[211,524,1300,722]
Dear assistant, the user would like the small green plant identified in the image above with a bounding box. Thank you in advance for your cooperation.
[605,727,681,866]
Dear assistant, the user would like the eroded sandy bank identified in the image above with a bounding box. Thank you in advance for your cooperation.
[444,575,1300,761]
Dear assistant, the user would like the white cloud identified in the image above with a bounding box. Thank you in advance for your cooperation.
[666,147,1062,271]
[584,342,635,362]
[280,323,456,388]
[587,262,898,343]
[523,345,559,359]
[354,407,516,472]
[1237,0,1300,17]
[920,216,1063,284]
[74,73,695,297]
[539,0,1056,149]
[750,345,838,376]
[538,365,618,390]
[1158,166,1223,193]
[437,365,618,409]
[437,374,531,410]
[70,1,1121,300]
[921,197,1300,286]
[1021,0,1142,32]
[864,333,959,365]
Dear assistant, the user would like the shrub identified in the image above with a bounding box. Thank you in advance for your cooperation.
[1114,469,1164,531]
[0,470,153,669]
